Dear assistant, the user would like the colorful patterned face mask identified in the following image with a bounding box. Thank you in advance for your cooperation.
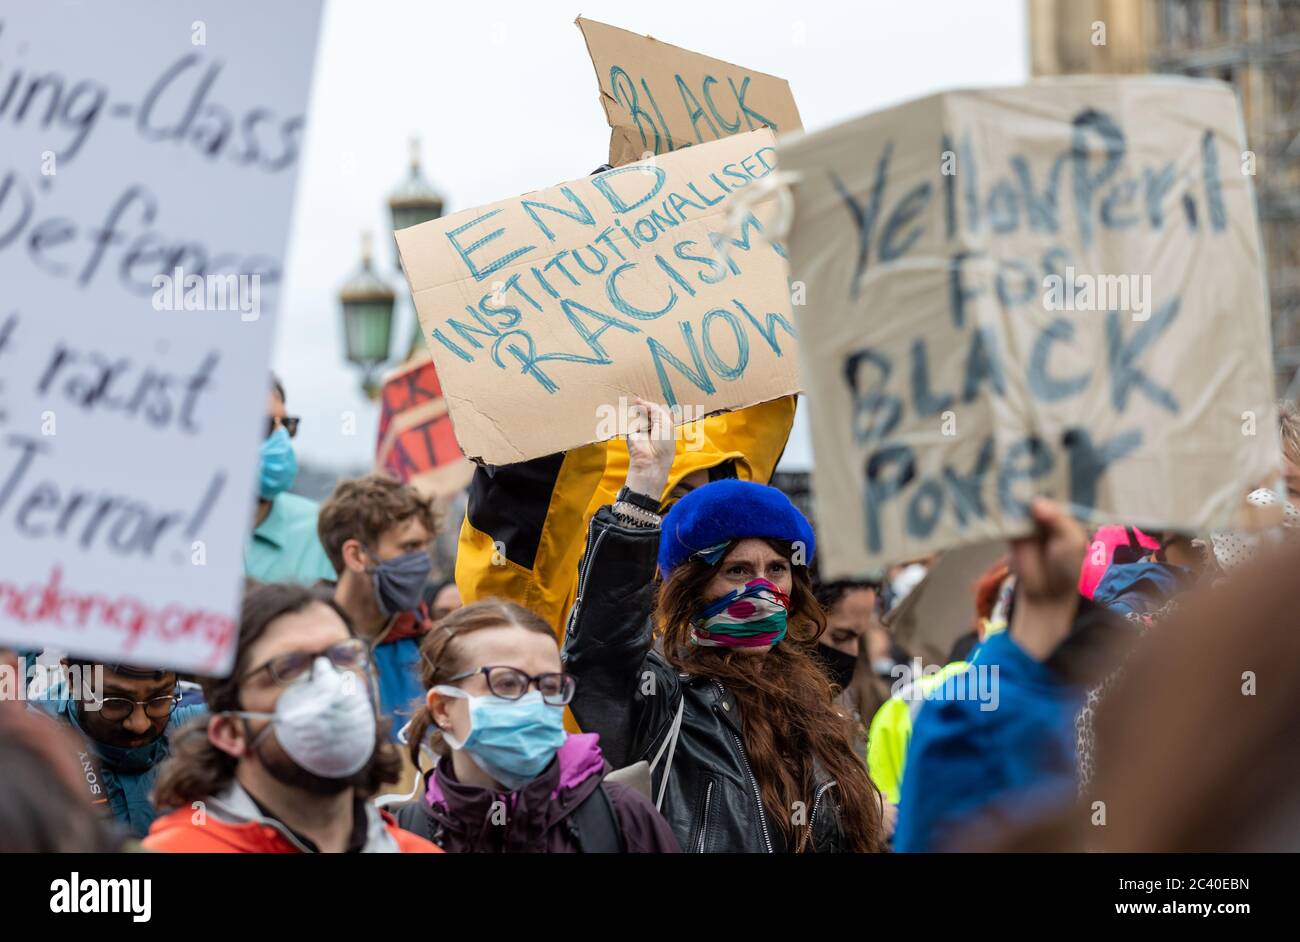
[690,578,790,648]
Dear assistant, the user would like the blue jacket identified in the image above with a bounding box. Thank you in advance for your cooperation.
[313,579,429,743]
[372,636,424,742]
[35,693,207,838]
[894,631,1082,852]
[1091,561,1191,618]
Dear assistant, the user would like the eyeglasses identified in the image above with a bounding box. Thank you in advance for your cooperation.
[86,691,181,723]
[266,415,301,439]
[242,638,370,686]
[446,666,577,705]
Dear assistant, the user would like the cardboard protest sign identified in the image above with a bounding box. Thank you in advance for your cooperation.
[577,17,803,167]
[375,353,474,498]
[779,78,1281,577]
[395,128,799,465]
[0,1,322,673]
[884,542,1006,667]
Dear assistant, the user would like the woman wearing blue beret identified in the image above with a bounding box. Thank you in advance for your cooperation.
[562,399,885,852]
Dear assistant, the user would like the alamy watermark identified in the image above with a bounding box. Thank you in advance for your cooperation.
[1042,265,1151,321]
[151,267,261,321]
[595,396,707,451]
[890,657,1000,712]
[50,872,151,922]
[0,658,102,706]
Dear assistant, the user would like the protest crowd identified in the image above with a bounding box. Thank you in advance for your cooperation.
[4,6,1300,863]
[4,380,1299,855]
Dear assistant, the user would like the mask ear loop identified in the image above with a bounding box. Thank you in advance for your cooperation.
[229,658,340,761]
[374,683,469,808]
[373,715,439,809]
[378,641,468,808]
[224,711,277,764]
[428,685,471,749]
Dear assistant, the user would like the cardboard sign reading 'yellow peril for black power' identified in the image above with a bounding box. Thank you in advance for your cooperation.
[780,78,1281,577]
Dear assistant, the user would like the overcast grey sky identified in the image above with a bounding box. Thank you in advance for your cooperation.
[274,0,1028,473]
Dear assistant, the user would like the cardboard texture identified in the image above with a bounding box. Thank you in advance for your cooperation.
[375,353,474,498]
[577,17,803,167]
[778,77,1281,577]
[396,128,800,465]
[885,542,1007,666]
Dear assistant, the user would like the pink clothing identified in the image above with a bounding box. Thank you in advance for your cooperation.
[1078,525,1159,599]
[424,732,604,805]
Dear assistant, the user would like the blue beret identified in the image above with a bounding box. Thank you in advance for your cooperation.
[658,479,816,574]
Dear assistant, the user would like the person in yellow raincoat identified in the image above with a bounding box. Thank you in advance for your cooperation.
[454,395,796,637]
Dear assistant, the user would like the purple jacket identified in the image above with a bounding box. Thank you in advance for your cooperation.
[413,733,680,853]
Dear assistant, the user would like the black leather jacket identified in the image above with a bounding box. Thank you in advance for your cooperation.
[561,505,846,853]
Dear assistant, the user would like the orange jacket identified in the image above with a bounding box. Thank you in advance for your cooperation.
[143,787,440,854]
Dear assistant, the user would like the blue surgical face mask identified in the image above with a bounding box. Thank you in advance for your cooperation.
[432,687,567,790]
[259,426,298,500]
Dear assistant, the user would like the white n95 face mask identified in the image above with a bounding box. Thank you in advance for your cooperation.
[235,657,377,778]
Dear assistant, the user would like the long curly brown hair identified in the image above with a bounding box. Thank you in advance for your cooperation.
[657,540,885,852]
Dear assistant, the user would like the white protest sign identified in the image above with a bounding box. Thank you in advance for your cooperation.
[779,78,1281,577]
[0,0,323,674]
[396,128,800,465]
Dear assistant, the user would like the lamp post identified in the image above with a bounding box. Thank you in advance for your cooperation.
[388,137,445,360]
[340,137,447,394]
[338,231,395,399]
[338,138,445,397]
[389,137,445,262]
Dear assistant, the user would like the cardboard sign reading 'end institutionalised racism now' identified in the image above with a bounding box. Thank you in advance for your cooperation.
[780,78,1282,577]
[396,129,801,465]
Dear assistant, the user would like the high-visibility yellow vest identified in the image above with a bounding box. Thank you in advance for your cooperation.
[866,660,971,805]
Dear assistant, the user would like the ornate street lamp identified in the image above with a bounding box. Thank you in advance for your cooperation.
[388,137,445,360]
[388,136,445,267]
[338,231,395,398]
